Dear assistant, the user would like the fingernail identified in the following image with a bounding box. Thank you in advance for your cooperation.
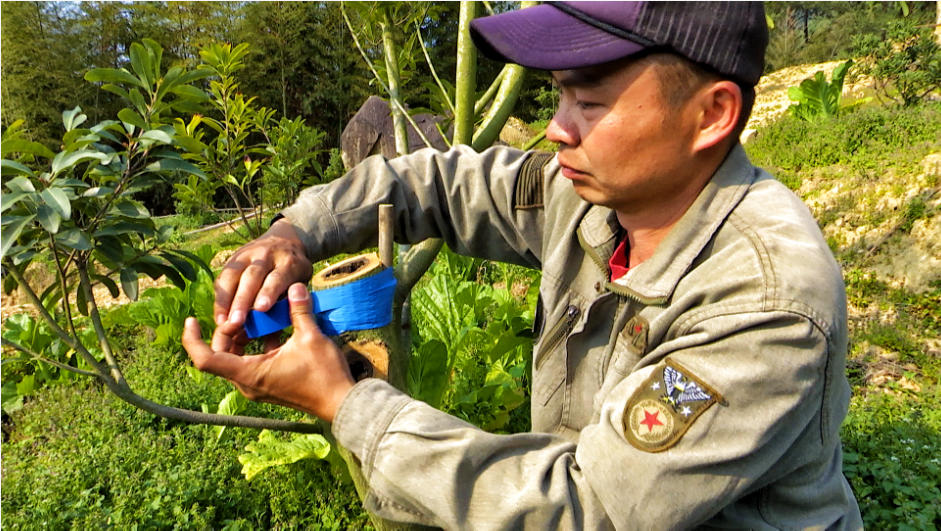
[230,310,245,325]
[255,296,270,311]
[289,284,308,301]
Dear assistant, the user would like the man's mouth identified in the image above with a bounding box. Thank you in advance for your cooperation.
[558,158,588,180]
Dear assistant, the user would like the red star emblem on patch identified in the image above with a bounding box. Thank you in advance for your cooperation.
[634,325,643,333]
[639,409,663,433]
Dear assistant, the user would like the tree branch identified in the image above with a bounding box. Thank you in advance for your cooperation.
[1,338,101,378]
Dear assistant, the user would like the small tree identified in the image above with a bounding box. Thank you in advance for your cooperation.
[1,39,319,435]
[854,20,941,106]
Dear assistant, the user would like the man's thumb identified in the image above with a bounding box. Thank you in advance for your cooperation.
[287,283,318,333]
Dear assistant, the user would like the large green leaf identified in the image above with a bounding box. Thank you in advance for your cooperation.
[169,85,210,102]
[85,68,146,88]
[1,139,56,160]
[117,108,148,131]
[1,160,37,178]
[50,149,108,177]
[109,200,149,219]
[1,191,30,213]
[93,221,154,238]
[139,130,174,144]
[0,215,35,260]
[41,188,70,221]
[407,339,449,409]
[36,203,60,234]
[56,228,92,251]
[120,268,139,301]
[145,157,207,179]
[238,430,330,481]
[212,390,249,442]
[129,42,156,90]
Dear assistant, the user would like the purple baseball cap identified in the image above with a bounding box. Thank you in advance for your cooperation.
[470,1,768,87]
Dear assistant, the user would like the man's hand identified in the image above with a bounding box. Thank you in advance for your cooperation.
[215,218,312,328]
[183,283,355,423]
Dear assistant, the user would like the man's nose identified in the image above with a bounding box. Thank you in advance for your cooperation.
[545,110,578,147]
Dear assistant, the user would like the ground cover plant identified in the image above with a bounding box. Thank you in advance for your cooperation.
[3,4,941,528]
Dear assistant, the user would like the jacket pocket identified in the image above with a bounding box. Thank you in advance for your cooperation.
[535,304,581,371]
[533,305,581,408]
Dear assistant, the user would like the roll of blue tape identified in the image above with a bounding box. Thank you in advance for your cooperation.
[243,267,397,339]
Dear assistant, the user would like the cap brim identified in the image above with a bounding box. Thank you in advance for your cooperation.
[470,4,645,71]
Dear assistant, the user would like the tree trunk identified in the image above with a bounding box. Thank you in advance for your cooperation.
[935,0,941,46]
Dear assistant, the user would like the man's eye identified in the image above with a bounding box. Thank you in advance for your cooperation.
[576,101,599,110]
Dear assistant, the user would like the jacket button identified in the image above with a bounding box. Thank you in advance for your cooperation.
[595,281,601,292]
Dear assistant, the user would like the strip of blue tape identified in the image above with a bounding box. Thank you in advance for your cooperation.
[243,267,397,339]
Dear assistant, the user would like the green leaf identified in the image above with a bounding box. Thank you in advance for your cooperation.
[56,228,92,251]
[139,130,174,145]
[128,89,148,116]
[62,107,87,132]
[407,340,449,409]
[1,192,29,213]
[1,139,56,160]
[92,273,120,298]
[169,85,210,101]
[161,251,197,282]
[120,268,139,301]
[41,188,71,221]
[185,365,205,384]
[145,158,206,178]
[51,149,108,177]
[238,430,330,481]
[85,68,146,88]
[83,186,115,198]
[117,108,148,131]
[0,215,35,260]
[109,200,149,219]
[1,160,37,178]
[3,177,35,194]
[100,83,130,101]
[36,203,60,234]
[2,381,24,415]
[212,390,249,441]
[93,221,154,238]
[129,42,154,88]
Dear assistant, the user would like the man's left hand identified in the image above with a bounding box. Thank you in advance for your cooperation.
[182,283,355,423]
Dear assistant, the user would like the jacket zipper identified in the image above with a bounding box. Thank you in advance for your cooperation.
[535,305,581,370]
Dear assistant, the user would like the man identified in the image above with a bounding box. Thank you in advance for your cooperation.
[183,2,863,529]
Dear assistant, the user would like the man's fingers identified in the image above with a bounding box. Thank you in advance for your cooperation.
[287,283,319,335]
[183,318,247,380]
[214,260,247,325]
[254,270,292,313]
[226,259,272,326]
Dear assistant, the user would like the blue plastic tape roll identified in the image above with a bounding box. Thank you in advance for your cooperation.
[243,267,397,339]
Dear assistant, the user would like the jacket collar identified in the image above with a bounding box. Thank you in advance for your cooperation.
[576,144,757,305]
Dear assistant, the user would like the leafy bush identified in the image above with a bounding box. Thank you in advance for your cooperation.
[842,393,941,530]
[410,247,537,432]
[854,20,941,107]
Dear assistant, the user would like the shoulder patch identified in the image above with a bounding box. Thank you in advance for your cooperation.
[514,152,553,210]
[623,360,722,453]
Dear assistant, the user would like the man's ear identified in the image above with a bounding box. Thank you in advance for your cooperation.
[691,81,741,153]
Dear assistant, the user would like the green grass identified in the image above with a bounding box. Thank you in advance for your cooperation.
[1,328,370,530]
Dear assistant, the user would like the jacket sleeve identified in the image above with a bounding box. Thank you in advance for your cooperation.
[281,145,546,269]
[331,309,845,530]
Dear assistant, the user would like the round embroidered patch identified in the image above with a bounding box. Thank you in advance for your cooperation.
[622,360,722,452]
[627,399,674,445]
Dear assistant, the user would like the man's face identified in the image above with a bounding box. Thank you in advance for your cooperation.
[547,56,703,216]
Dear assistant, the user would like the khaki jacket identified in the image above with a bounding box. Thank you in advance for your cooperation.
[283,144,863,530]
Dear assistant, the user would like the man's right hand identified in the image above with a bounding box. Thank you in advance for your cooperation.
[214,218,313,329]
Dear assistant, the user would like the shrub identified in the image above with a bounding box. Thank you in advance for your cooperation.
[842,393,941,530]
[854,20,941,107]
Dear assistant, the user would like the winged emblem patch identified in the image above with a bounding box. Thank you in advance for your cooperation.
[623,360,722,452]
